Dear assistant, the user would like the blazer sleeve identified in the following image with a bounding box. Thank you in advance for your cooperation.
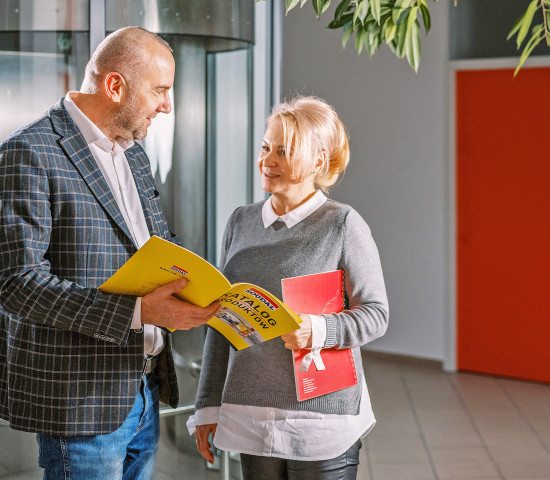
[0,134,137,345]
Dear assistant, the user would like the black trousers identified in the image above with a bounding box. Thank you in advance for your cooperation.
[240,439,362,480]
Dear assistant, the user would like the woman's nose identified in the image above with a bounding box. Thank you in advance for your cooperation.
[262,151,277,166]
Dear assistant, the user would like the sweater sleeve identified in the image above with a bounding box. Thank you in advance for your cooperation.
[323,208,389,349]
[194,327,231,410]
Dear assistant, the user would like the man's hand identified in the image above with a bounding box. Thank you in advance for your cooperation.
[195,423,218,464]
[281,313,312,350]
[141,277,220,330]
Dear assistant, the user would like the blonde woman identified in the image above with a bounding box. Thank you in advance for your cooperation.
[188,96,389,479]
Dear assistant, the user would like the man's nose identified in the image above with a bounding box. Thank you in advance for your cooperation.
[158,91,171,114]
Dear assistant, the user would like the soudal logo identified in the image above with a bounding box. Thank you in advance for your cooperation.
[170,265,188,276]
[245,288,279,311]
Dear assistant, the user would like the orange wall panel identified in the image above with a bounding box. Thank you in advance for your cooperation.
[456,67,550,383]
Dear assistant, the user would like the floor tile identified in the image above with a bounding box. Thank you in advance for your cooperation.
[369,446,430,464]
[487,441,550,461]
[365,430,426,450]
[370,462,436,480]
[433,459,501,479]
[423,430,485,448]
[359,353,550,480]
[429,446,492,463]
[497,459,550,478]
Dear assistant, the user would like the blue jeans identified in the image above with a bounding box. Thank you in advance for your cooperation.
[37,374,160,480]
[240,439,362,480]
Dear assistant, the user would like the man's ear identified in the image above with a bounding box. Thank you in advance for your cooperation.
[104,72,126,103]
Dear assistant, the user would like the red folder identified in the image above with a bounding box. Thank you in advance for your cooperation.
[281,270,358,401]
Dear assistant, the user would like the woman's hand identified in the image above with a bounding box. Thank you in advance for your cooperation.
[281,313,312,349]
[195,423,218,464]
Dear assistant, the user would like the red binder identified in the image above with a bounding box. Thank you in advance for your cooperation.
[281,270,358,401]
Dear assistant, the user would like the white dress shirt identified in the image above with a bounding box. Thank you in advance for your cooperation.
[187,191,376,461]
[64,93,165,356]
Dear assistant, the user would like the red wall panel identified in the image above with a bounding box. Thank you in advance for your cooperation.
[456,67,550,383]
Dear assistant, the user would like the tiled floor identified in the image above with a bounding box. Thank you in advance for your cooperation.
[358,352,550,480]
[2,352,550,479]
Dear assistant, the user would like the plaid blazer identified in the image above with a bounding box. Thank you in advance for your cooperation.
[0,98,180,436]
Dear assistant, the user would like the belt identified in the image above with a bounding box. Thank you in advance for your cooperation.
[142,355,158,375]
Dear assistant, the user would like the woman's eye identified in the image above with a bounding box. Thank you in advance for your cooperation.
[280,149,286,156]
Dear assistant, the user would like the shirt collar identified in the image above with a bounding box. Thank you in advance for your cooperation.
[262,191,327,229]
[64,92,134,154]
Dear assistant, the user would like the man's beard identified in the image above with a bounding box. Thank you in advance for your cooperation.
[109,93,147,142]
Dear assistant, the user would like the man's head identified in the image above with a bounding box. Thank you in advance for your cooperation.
[81,27,175,142]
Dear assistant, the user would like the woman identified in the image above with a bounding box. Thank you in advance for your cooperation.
[188,96,389,479]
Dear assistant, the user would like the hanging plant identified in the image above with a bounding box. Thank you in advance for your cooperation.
[261,0,550,74]
[284,0,437,73]
[508,0,550,75]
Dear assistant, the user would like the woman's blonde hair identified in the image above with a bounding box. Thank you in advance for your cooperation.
[267,95,350,192]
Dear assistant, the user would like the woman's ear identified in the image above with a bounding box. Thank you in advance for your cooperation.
[104,72,127,103]
[314,151,327,174]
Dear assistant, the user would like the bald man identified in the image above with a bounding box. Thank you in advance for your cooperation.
[0,27,218,479]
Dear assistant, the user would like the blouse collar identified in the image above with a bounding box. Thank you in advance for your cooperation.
[262,191,327,229]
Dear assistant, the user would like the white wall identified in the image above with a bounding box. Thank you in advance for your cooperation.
[281,2,449,361]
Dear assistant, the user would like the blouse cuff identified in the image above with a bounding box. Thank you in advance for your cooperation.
[186,406,221,435]
[310,314,327,348]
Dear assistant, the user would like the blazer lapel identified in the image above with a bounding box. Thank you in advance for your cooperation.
[49,100,136,246]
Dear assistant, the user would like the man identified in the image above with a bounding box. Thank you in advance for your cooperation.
[0,27,218,479]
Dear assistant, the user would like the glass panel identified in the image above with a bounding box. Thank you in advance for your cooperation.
[213,47,253,266]
[0,23,89,480]
[0,31,88,141]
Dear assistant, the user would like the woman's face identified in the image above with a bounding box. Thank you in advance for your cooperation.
[258,120,313,198]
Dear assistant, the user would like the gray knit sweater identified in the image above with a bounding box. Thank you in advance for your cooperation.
[195,198,389,416]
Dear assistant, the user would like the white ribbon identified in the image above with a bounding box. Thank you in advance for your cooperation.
[298,347,326,371]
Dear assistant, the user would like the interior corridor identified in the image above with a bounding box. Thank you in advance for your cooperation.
[358,352,550,480]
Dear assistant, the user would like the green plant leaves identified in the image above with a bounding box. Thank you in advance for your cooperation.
[285,0,310,14]
[508,0,550,76]
[334,0,352,22]
[515,24,545,75]
[268,0,550,75]
[404,6,421,71]
[370,0,382,24]
[280,0,438,72]
[516,0,539,48]
[312,0,332,17]
[336,0,435,71]
[285,0,301,13]
[342,21,354,48]
[354,0,370,25]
